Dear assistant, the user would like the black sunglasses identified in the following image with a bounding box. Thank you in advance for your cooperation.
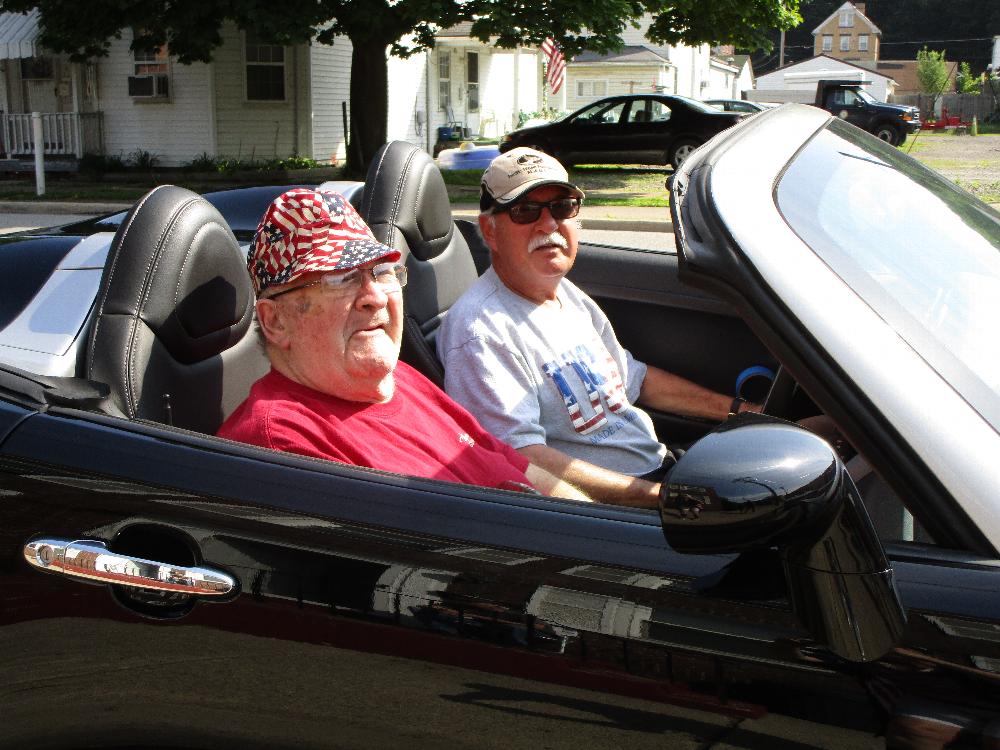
[496,197,582,225]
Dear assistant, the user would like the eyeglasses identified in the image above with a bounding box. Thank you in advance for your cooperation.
[264,262,408,300]
[496,198,582,225]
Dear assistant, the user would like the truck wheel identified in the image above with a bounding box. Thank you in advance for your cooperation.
[873,124,902,146]
[669,138,701,169]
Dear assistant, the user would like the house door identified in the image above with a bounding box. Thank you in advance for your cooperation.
[20,56,61,112]
[466,51,479,134]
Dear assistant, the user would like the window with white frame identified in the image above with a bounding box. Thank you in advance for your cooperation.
[822,35,833,52]
[245,34,286,101]
[840,35,851,51]
[438,52,451,112]
[859,34,869,51]
[129,43,170,99]
[839,9,854,27]
[575,80,608,99]
[466,52,479,112]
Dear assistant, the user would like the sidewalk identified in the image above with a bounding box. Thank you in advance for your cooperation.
[0,199,674,233]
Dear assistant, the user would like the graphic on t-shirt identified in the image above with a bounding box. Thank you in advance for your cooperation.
[543,344,629,434]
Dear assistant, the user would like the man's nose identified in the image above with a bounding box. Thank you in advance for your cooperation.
[535,205,559,231]
[354,273,390,308]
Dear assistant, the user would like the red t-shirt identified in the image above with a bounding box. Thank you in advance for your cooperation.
[218,363,533,490]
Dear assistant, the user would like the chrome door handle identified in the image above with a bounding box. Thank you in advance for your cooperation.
[23,538,236,597]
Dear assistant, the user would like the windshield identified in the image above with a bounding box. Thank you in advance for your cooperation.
[776,118,1000,427]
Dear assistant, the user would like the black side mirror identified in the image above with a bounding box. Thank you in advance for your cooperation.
[659,417,906,663]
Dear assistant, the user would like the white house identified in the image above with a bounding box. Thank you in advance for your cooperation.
[753,54,896,101]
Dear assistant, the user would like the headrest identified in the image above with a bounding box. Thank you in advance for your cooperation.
[93,185,254,365]
[360,141,456,261]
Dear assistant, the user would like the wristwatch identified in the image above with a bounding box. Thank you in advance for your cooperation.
[728,396,746,419]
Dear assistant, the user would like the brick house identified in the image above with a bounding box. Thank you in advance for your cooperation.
[812,2,880,64]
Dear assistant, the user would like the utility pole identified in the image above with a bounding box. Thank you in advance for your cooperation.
[779,29,786,67]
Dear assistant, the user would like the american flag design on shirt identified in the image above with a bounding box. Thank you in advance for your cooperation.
[248,188,399,295]
[543,343,630,434]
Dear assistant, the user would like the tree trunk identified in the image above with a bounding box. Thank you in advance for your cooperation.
[346,41,389,176]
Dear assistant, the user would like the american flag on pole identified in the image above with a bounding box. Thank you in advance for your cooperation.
[541,37,566,95]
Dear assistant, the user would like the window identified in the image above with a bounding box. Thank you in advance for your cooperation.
[839,9,854,27]
[840,35,851,52]
[245,34,286,101]
[627,98,671,123]
[438,52,451,112]
[859,35,869,52]
[129,44,169,99]
[571,100,627,125]
[466,52,479,113]
[822,35,833,52]
[20,56,53,80]
[575,80,608,99]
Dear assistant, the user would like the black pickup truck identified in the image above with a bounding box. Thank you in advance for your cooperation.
[815,79,921,146]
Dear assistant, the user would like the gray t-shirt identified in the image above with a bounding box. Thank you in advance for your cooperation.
[437,267,666,476]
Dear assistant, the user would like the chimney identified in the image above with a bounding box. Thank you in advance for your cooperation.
[854,2,866,14]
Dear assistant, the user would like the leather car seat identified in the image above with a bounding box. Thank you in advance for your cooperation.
[359,140,481,387]
[86,185,269,433]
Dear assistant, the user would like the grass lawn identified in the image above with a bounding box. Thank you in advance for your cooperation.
[1,131,996,207]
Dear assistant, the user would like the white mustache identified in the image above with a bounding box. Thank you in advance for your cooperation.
[528,232,569,252]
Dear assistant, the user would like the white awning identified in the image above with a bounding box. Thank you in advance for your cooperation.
[0,9,41,60]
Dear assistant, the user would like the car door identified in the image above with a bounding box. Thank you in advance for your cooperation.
[621,97,676,165]
[824,87,869,130]
[0,366,928,750]
[558,99,629,164]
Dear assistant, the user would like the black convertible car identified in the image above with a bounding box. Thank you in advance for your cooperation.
[499,93,745,168]
[2,104,999,749]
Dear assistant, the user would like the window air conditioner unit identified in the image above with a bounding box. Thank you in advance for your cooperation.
[128,74,169,98]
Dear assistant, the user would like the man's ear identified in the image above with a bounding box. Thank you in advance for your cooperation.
[256,298,292,350]
[478,213,497,250]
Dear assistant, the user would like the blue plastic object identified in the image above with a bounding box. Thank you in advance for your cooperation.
[436,145,501,171]
[735,365,776,402]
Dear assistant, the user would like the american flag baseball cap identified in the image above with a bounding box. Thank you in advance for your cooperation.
[248,188,401,296]
[480,147,584,212]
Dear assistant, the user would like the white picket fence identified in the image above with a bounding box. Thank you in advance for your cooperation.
[0,111,104,159]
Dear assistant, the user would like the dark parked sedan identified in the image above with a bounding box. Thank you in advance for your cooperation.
[2,104,1000,748]
[499,94,745,168]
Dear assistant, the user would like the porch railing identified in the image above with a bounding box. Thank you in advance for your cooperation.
[0,112,104,159]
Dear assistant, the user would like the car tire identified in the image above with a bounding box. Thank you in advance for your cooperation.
[669,138,701,169]
[873,124,902,146]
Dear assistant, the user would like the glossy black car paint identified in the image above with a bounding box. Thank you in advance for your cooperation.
[499,95,743,168]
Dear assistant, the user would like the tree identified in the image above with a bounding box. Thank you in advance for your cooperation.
[916,47,950,111]
[955,62,982,95]
[1,0,801,173]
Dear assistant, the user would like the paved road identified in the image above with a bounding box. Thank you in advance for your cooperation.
[0,213,675,250]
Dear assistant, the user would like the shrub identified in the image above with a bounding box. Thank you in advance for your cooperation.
[127,149,160,169]
[185,152,218,172]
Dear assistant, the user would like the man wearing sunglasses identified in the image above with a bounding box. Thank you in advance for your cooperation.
[437,149,752,508]
[218,188,585,500]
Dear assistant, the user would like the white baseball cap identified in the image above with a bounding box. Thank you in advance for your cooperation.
[480,147,584,211]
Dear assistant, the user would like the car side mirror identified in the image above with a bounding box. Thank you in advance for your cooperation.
[659,417,907,663]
